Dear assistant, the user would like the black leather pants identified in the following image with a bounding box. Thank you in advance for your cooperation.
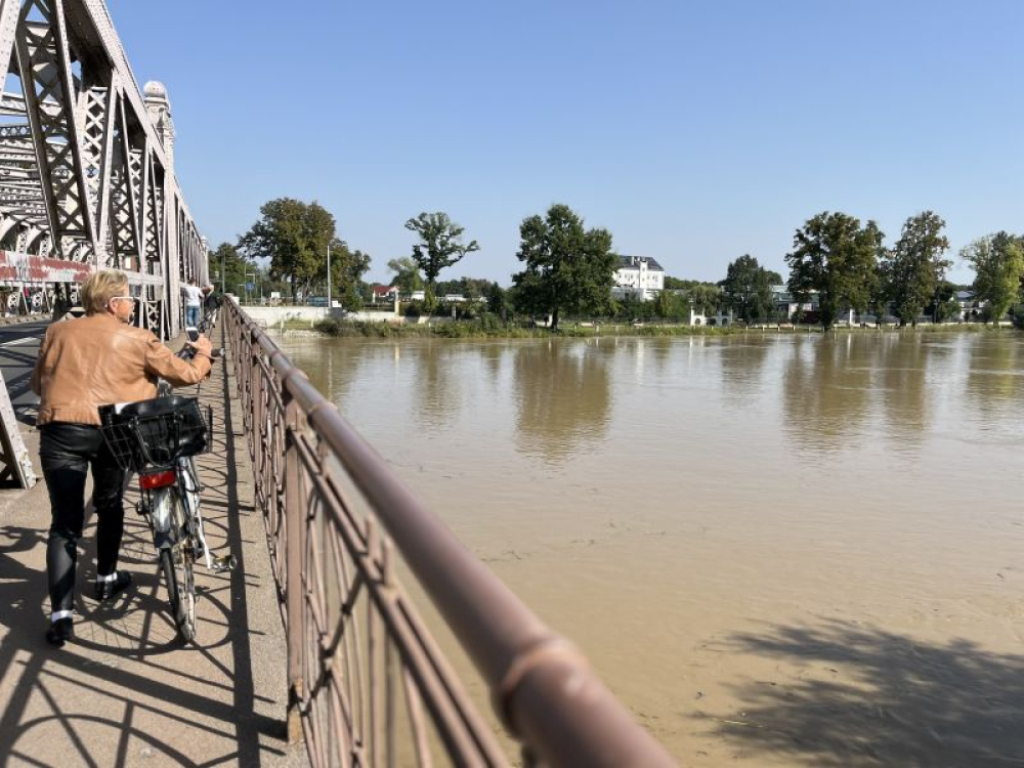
[40,423,126,612]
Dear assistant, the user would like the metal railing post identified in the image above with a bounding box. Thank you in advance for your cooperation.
[283,391,304,745]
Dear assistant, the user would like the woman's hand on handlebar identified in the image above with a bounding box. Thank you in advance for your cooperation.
[187,335,213,359]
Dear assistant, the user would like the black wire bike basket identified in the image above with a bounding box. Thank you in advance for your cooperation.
[99,396,212,472]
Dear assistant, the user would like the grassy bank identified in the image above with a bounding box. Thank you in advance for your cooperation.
[266,316,1017,340]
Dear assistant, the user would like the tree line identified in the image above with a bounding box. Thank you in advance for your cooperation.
[785,210,1024,330]
[209,198,1024,332]
[206,199,484,311]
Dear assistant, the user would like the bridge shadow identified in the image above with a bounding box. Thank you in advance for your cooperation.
[703,618,1024,767]
[0,328,292,766]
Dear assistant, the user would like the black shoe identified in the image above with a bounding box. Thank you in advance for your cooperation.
[94,571,133,601]
[45,618,74,647]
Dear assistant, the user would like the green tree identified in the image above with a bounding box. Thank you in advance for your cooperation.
[404,212,480,309]
[323,238,370,310]
[880,211,951,326]
[719,254,776,323]
[865,264,890,326]
[664,276,708,290]
[239,198,336,299]
[654,289,690,321]
[927,280,962,324]
[486,282,509,319]
[611,293,656,322]
[961,231,1024,324]
[786,211,884,330]
[207,242,255,296]
[387,257,424,295]
[688,284,722,317]
[511,204,617,331]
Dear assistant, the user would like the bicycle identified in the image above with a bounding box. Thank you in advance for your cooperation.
[98,308,231,642]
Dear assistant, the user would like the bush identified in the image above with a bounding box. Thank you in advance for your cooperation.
[404,300,422,318]
[477,312,503,331]
[314,316,348,336]
[1010,305,1024,330]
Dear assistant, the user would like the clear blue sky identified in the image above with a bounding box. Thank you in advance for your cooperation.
[108,0,1022,287]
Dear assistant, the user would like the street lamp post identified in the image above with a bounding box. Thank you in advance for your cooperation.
[326,244,331,310]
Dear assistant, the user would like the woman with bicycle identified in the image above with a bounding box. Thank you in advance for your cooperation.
[31,270,213,646]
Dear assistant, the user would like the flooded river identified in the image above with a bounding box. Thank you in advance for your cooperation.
[274,330,1024,766]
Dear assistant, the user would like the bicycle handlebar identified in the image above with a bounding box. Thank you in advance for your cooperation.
[176,307,221,362]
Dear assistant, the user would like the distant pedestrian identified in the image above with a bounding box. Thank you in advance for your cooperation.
[181,278,202,327]
[202,285,222,327]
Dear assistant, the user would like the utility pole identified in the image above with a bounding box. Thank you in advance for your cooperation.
[220,250,226,295]
[326,244,332,309]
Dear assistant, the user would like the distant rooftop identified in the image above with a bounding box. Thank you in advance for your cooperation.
[617,255,664,272]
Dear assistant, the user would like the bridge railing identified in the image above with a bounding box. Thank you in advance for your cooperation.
[221,297,675,767]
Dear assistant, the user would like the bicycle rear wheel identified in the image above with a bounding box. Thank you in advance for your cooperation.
[159,492,196,642]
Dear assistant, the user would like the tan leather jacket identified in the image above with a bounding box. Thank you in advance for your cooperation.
[31,313,212,426]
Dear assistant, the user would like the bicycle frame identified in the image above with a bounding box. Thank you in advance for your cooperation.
[144,304,223,572]
[97,307,228,643]
[140,458,213,570]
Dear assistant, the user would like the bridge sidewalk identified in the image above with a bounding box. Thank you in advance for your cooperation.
[0,324,306,767]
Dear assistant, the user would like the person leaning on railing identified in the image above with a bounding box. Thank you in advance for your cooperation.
[30,270,214,647]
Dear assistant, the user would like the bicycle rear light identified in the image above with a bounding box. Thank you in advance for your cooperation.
[139,470,177,490]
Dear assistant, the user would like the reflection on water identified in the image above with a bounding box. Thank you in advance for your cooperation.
[876,333,930,448]
[412,343,462,429]
[512,339,612,464]
[968,335,1021,403]
[718,339,771,402]
[782,334,873,453]
[280,332,1024,469]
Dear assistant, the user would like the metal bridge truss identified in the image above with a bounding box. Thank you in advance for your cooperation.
[0,0,205,336]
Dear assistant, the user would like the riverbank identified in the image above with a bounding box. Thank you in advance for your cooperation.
[275,316,1012,340]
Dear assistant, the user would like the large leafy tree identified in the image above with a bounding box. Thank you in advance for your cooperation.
[928,280,963,324]
[654,289,690,321]
[239,198,336,299]
[961,231,1024,323]
[387,257,424,294]
[404,212,479,308]
[719,254,778,323]
[881,211,951,326]
[207,242,255,295]
[687,284,722,317]
[786,211,884,330]
[664,276,710,290]
[486,282,510,319]
[324,238,371,309]
[511,204,617,331]
[611,293,656,322]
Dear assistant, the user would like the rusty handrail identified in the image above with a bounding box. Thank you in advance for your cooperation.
[223,298,676,767]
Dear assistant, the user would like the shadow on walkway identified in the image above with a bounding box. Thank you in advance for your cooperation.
[704,618,1024,767]
[0,323,303,767]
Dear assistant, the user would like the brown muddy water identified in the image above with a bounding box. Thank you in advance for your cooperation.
[274,330,1024,767]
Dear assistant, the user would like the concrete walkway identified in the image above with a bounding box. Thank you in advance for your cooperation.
[0,323,307,767]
